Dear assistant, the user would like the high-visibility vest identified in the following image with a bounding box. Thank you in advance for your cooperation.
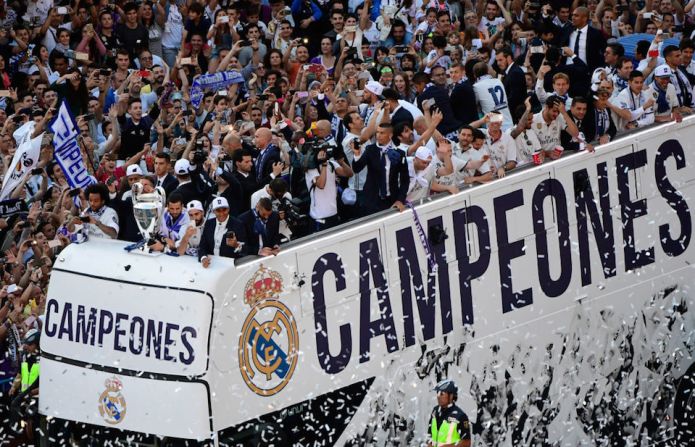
[430,414,461,446]
[20,361,40,392]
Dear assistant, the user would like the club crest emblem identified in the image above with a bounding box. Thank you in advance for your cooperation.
[239,265,299,396]
[98,376,126,425]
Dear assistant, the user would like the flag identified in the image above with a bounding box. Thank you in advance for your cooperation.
[0,133,43,200]
[49,100,96,190]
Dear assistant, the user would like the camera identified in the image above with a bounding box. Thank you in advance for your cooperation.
[193,138,207,165]
[277,197,310,232]
[298,138,337,170]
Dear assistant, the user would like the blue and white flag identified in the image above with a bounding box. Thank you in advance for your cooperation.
[189,70,245,108]
[0,133,43,201]
[50,100,96,190]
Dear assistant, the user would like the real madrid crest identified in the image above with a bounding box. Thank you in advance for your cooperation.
[239,264,299,396]
[98,376,127,425]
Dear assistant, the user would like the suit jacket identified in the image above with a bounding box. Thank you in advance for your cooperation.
[158,173,179,196]
[172,181,200,207]
[502,63,527,116]
[560,26,607,72]
[238,209,280,255]
[352,143,409,212]
[545,56,591,98]
[450,80,478,125]
[560,111,586,151]
[255,144,282,186]
[198,216,247,261]
[583,106,617,143]
[232,170,258,214]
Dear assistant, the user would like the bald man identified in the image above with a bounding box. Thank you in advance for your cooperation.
[253,127,283,186]
[561,6,606,71]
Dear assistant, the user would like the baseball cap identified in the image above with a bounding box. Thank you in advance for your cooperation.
[174,159,191,175]
[365,80,384,97]
[489,112,504,124]
[414,146,432,161]
[187,200,204,212]
[211,197,229,210]
[654,64,672,78]
[126,165,143,177]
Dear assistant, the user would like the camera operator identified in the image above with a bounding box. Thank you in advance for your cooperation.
[239,198,281,257]
[251,178,294,243]
[305,141,353,232]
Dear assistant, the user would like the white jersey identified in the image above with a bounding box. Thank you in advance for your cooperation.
[406,157,436,202]
[482,129,517,175]
[83,206,119,239]
[473,75,514,131]
[532,112,566,152]
[434,155,468,186]
[610,87,656,131]
[454,144,493,178]
[512,128,542,167]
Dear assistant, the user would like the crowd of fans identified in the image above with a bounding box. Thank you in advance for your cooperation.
[0,0,694,442]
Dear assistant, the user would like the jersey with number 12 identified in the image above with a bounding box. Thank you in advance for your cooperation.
[473,76,514,131]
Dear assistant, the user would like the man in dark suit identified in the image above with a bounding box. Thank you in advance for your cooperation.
[232,148,259,213]
[153,152,179,196]
[540,46,591,99]
[238,197,281,257]
[496,46,527,116]
[198,197,247,267]
[450,61,478,126]
[253,127,282,186]
[351,123,409,216]
[561,6,606,72]
[561,96,593,152]
[172,159,214,208]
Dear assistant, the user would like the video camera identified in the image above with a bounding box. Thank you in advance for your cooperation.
[300,138,339,170]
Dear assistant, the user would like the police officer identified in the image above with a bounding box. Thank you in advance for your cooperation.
[428,379,471,447]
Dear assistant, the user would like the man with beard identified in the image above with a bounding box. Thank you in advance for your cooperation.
[176,200,206,257]
[159,192,190,251]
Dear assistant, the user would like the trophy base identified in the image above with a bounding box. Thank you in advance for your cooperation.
[123,239,164,256]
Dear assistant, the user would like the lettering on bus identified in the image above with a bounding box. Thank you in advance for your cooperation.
[311,140,692,373]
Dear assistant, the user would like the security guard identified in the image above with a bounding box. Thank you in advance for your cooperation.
[428,379,471,447]
[20,329,40,393]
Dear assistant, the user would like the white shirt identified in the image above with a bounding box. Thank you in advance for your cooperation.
[512,128,543,167]
[406,157,436,202]
[159,211,190,242]
[454,145,492,178]
[473,75,514,130]
[212,216,229,256]
[342,132,367,191]
[305,160,340,219]
[611,87,656,131]
[531,111,566,152]
[434,155,467,186]
[84,205,119,239]
[568,25,588,65]
[482,129,517,176]
[161,4,184,49]
[176,219,203,256]
[652,82,680,120]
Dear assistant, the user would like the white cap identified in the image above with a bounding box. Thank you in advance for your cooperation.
[187,200,204,212]
[174,159,191,175]
[414,146,432,161]
[654,64,672,78]
[365,80,384,97]
[126,165,143,177]
[211,196,229,210]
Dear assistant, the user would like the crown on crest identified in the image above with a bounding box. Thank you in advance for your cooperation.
[244,264,283,306]
[104,376,123,392]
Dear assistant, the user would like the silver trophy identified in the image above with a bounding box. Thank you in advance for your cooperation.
[131,182,166,251]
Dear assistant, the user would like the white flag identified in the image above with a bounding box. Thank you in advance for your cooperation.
[0,133,43,201]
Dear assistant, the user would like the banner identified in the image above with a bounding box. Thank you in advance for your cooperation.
[0,198,28,217]
[189,70,244,108]
[49,100,96,190]
[0,133,43,200]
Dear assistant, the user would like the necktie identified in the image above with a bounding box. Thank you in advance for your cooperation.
[379,150,388,200]
[157,179,162,187]
[574,30,581,57]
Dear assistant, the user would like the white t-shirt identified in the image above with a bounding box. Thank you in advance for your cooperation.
[611,87,656,131]
[176,220,203,256]
[84,205,119,239]
[305,160,340,219]
[479,16,505,35]
[473,75,514,130]
[161,4,184,49]
[531,112,566,152]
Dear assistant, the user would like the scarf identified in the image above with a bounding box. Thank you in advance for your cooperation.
[653,83,670,114]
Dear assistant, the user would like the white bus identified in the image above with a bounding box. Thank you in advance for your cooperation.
[40,118,695,446]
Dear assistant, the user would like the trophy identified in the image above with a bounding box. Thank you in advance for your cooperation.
[128,182,166,252]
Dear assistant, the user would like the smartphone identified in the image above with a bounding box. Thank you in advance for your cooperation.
[12,115,24,123]
[180,57,193,65]
[218,90,228,97]
[274,102,280,115]
[138,69,151,77]
[530,45,545,54]
[182,110,193,116]
[643,12,653,19]
[80,216,91,223]
[106,176,117,186]
[75,51,89,61]
[220,15,229,23]
[225,230,236,240]
[19,221,31,229]
[7,284,19,294]
[57,6,68,14]
[69,188,81,197]
[123,88,130,93]
[31,168,43,175]
[296,91,309,99]
[344,25,357,33]
[394,46,408,53]
[237,40,249,47]
[99,68,111,76]
[258,94,269,100]
[83,113,95,121]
